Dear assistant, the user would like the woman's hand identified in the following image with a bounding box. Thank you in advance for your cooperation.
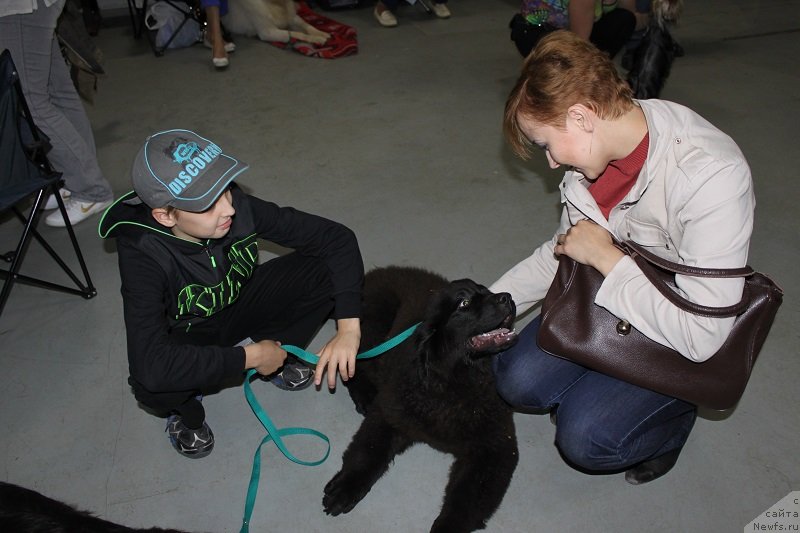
[554,219,625,276]
[315,318,361,389]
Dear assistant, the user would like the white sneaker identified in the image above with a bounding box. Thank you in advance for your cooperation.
[44,197,113,227]
[374,6,398,27]
[43,188,71,210]
[432,2,450,18]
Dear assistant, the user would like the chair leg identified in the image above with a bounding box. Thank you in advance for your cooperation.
[0,186,97,319]
[126,0,148,39]
[45,185,97,296]
[0,191,47,318]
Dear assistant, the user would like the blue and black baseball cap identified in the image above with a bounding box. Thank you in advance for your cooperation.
[131,129,249,212]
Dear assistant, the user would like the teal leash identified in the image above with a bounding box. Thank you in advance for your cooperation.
[240,322,420,532]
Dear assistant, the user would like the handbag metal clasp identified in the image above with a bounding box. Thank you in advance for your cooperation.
[616,320,632,336]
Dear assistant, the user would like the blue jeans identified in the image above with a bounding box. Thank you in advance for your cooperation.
[493,316,696,473]
[200,0,228,16]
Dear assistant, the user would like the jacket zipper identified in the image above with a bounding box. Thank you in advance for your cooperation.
[204,244,217,269]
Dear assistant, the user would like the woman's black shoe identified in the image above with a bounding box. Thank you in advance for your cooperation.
[625,448,682,485]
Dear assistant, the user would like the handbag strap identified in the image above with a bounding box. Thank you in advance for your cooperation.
[620,241,752,318]
[621,241,755,278]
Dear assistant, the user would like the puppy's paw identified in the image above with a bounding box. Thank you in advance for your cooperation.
[309,32,331,45]
[323,471,370,516]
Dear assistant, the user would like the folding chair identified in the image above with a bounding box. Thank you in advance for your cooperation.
[416,0,434,14]
[126,0,205,56]
[0,49,97,319]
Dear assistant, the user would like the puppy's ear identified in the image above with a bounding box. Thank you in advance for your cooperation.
[415,287,460,382]
[415,321,437,383]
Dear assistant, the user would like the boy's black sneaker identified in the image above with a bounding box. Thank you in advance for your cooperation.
[166,414,214,459]
[262,361,314,391]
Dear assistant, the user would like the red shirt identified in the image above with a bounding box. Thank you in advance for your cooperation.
[589,133,649,220]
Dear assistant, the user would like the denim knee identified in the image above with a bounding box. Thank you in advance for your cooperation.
[493,352,548,409]
[553,398,698,472]
[492,326,551,409]
[555,417,623,472]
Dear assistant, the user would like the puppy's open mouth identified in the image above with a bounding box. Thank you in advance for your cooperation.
[468,314,518,352]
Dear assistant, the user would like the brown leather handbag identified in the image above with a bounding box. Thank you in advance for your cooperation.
[537,241,783,410]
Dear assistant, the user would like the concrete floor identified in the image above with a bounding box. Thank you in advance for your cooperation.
[1,0,798,531]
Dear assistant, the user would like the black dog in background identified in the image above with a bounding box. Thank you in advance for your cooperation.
[0,481,191,533]
[323,266,519,533]
[627,0,684,99]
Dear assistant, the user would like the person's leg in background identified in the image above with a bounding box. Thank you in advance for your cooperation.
[509,15,557,58]
[589,7,637,58]
[0,0,114,227]
[201,0,235,68]
[429,0,451,19]
[375,0,451,27]
[622,0,652,69]
[375,0,399,27]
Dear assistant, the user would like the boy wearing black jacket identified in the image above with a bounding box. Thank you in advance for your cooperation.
[99,129,363,458]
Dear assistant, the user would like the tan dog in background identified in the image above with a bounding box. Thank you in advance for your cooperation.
[224,0,330,45]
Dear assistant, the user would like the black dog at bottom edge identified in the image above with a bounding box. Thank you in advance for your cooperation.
[323,266,520,533]
[0,481,192,532]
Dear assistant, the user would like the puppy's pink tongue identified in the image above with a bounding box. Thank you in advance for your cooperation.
[469,328,516,350]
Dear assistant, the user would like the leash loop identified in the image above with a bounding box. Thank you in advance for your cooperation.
[240,322,420,532]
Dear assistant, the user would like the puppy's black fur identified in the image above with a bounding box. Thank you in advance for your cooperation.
[627,0,684,99]
[323,266,519,533]
[0,482,191,533]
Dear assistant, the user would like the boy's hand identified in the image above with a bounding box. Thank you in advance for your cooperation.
[244,340,287,376]
[315,318,361,389]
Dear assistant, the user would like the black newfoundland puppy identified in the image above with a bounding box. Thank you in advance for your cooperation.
[323,266,519,533]
[0,481,191,532]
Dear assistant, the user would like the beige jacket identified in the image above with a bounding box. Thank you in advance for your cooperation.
[491,99,755,361]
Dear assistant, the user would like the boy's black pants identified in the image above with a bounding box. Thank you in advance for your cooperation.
[140,252,335,428]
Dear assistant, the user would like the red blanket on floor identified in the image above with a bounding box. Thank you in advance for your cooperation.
[268,2,358,59]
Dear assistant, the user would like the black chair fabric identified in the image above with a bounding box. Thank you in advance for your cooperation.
[0,54,58,212]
